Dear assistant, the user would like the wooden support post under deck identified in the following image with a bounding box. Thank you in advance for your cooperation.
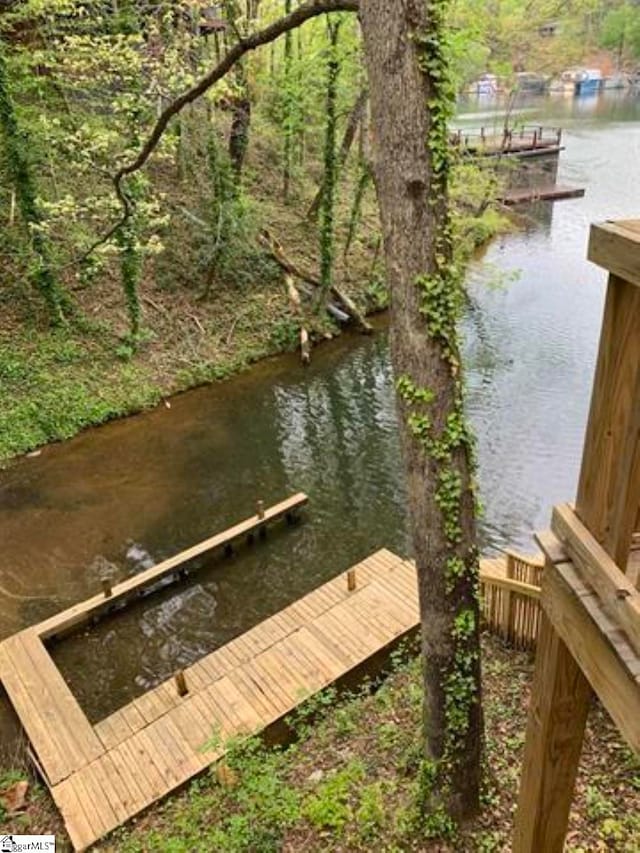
[514,220,640,851]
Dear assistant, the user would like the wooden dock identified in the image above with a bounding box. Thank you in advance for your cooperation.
[452,124,564,158]
[0,549,420,850]
[0,493,543,850]
[500,184,586,206]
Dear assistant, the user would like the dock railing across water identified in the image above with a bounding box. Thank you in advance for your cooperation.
[451,124,563,155]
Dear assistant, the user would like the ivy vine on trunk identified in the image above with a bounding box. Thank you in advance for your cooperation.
[0,40,68,324]
[360,0,483,827]
[316,14,341,312]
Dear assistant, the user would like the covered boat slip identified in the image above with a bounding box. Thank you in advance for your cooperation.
[0,490,541,850]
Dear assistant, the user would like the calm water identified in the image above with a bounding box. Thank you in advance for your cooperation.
[1,92,639,745]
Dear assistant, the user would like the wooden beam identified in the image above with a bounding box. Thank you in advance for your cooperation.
[551,504,640,656]
[576,274,640,571]
[515,224,640,851]
[513,604,592,852]
[542,560,640,754]
[588,221,640,288]
[36,493,308,641]
[478,566,540,599]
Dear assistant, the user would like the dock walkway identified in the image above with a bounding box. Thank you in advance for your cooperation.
[0,549,421,850]
[0,502,541,850]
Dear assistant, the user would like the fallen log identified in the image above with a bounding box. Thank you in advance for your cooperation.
[284,272,311,365]
[259,229,372,333]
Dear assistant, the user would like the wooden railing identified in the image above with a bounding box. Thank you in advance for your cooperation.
[480,551,543,650]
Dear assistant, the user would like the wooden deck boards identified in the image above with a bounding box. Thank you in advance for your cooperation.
[0,541,523,851]
[500,184,586,206]
[0,548,420,850]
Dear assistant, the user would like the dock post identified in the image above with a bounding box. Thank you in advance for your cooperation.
[174,670,188,697]
[347,569,357,591]
[101,578,113,598]
[256,500,265,520]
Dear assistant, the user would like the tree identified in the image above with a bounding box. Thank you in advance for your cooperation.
[360,0,482,824]
[0,38,68,323]
[104,0,482,828]
[600,3,640,63]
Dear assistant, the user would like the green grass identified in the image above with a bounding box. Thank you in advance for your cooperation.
[0,327,163,463]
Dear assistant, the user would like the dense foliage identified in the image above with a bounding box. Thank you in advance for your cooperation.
[0,0,625,339]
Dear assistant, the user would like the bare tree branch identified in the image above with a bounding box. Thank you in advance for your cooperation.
[78,0,359,263]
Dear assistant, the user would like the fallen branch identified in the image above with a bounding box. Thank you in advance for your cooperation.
[285,273,311,364]
[259,228,372,333]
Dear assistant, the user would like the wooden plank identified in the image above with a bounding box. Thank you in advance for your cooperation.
[543,561,640,753]
[575,274,640,570]
[106,743,147,811]
[232,664,283,721]
[85,756,129,824]
[0,643,69,784]
[112,737,160,803]
[513,603,592,853]
[2,634,101,780]
[71,763,118,839]
[588,221,640,288]
[551,504,640,655]
[36,493,308,640]
[500,184,585,206]
[296,626,345,681]
[95,710,132,751]
[51,777,99,850]
[243,656,292,713]
[479,567,540,599]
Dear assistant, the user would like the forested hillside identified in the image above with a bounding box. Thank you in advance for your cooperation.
[0,0,628,462]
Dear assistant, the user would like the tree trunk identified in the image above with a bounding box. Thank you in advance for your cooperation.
[316,17,341,310]
[228,92,251,177]
[282,0,294,200]
[360,0,482,823]
[306,88,368,220]
[0,40,66,323]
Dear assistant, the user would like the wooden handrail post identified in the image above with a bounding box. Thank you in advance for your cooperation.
[515,220,640,851]
[503,554,515,642]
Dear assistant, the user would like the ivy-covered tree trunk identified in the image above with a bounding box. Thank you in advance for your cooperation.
[228,73,251,178]
[282,0,294,200]
[316,16,341,309]
[307,87,367,220]
[0,40,66,324]
[360,0,483,825]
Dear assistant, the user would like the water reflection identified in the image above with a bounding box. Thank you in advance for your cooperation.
[0,93,639,733]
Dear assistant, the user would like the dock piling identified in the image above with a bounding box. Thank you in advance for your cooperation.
[174,670,188,697]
